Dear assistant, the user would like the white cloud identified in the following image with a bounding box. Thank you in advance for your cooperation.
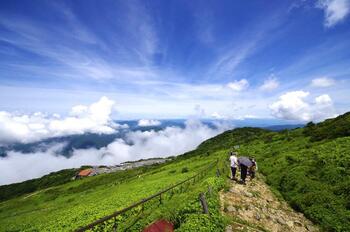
[311,77,335,87]
[260,75,279,91]
[137,119,161,127]
[70,105,88,116]
[0,120,230,185]
[229,114,261,120]
[0,97,117,144]
[243,114,260,119]
[227,79,249,92]
[270,91,336,121]
[211,112,226,119]
[315,94,332,104]
[317,0,350,27]
[0,143,69,185]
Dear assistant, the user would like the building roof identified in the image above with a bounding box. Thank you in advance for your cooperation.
[78,169,92,177]
[143,219,173,232]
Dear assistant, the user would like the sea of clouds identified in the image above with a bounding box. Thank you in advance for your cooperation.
[0,89,337,185]
[0,97,230,185]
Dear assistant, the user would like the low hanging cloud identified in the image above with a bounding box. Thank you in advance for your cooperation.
[137,119,161,127]
[311,77,335,87]
[0,119,230,185]
[317,0,350,27]
[0,97,118,145]
[270,90,337,122]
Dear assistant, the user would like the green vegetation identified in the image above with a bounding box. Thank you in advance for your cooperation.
[1,112,350,231]
[303,112,350,141]
[239,134,350,232]
[200,113,350,232]
[0,168,80,202]
[0,150,228,231]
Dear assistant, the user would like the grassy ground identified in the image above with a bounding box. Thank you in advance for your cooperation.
[0,151,226,231]
[237,131,350,231]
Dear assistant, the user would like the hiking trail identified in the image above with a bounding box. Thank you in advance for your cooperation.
[220,175,319,232]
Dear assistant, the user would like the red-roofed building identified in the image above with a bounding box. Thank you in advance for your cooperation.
[78,169,92,177]
[143,220,174,232]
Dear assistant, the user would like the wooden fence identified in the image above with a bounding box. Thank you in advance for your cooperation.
[75,160,218,232]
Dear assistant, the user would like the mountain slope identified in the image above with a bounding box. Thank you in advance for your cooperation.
[0,153,226,231]
[235,131,350,231]
[207,113,350,232]
[0,112,349,231]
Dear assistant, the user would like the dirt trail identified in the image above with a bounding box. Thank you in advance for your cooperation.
[220,175,319,232]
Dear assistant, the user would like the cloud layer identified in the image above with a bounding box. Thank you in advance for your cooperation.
[137,119,161,127]
[0,119,229,185]
[270,91,336,121]
[0,97,117,145]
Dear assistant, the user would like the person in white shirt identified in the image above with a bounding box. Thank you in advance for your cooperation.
[229,152,238,180]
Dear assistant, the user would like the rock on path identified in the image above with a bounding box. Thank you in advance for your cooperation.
[220,175,319,232]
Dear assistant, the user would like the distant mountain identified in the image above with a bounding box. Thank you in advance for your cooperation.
[0,120,182,157]
[0,119,306,157]
[0,133,121,158]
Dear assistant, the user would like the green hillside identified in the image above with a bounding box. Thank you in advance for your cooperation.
[0,168,81,202]
[1,113,350,231]
[0,152,228,231]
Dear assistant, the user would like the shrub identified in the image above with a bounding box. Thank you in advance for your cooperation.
[176,214,223,232]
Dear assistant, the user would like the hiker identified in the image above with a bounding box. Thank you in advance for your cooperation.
[239,163,248,184]
[249,158,258,180]
[229,152,238,180]
[237,156,253,185]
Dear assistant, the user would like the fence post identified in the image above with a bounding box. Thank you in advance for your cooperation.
[169,189,173,199]
[208,186,212,196]
[199,193,209,214]
[216,168,221,177]
[113,217,118,232]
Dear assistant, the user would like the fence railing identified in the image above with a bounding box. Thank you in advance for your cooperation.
[75,160,218,232]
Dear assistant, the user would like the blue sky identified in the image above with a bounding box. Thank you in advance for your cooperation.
[0,0,350,120]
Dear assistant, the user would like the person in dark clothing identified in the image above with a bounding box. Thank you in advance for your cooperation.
[230,166,236,180]
[249,158,258,180]
[238,156,253,185]
[239,164,248,184]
